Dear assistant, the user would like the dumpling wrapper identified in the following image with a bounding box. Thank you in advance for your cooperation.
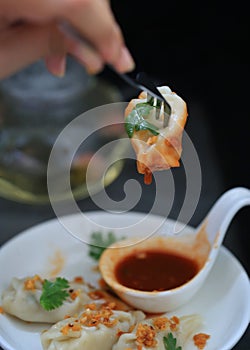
[41,306,145,350]
[1,275,93,323]
[125,86,188,184]
[112,314,202,350]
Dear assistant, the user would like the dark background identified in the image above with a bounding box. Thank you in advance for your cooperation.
[0,2,249,349]
[109,0,250,271]
[109,2,250,349]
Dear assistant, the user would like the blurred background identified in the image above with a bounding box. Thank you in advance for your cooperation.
[0,1,249,349]
[107,0,250,273]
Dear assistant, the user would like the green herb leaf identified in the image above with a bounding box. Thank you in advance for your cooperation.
[163,333,182,350]
[40,277,70,311]
[89,231,122,261]
[125,101,160,138]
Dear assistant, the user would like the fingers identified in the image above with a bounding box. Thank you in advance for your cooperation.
[59,0,135,72]
[0,0,135,78]
[44,55,66,77]
[0,23,71,79]
[0,24,48,79]
[45,37,104,76]
[60,26,104,74]
[0,21,105,79]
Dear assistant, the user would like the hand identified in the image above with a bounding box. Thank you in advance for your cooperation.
[0,0,135,79]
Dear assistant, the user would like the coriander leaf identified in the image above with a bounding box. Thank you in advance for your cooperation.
[89,231,123,261]
[40,277,70,311]
[125,102,160,138]
[163,333,182,350]
[135,102,155,115]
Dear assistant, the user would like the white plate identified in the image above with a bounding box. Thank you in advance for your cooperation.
[0,212,249,350]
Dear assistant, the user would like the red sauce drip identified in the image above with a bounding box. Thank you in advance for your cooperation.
[144,168,152,185]
[115,250,199,292]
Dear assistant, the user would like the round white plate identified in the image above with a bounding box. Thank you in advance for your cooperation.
[0,212,249,350]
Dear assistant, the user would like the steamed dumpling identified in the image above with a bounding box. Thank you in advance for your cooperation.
[125,86,188,184]
[1,275,93,323]
[41,303,145,350]
[113,314,202,350]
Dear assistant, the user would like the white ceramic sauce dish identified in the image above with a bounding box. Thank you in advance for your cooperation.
[99,187,250,313]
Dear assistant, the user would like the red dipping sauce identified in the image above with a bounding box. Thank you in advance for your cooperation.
[115,250,199,292]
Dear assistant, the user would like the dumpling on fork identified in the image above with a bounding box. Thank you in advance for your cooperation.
[125,86,188,184]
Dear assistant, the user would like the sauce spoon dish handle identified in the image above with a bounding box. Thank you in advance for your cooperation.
[195,186,250,260]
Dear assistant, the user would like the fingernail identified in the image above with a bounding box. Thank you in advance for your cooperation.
[116,46,135,73]
[85,66,103,75]
[71,45,104,74]
[45,55,66,77]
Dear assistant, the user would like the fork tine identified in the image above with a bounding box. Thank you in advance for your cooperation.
[147,93,161,120]
[163,103,170,128]
[107,67,172,128]
[137,72,171,127]
[147,92,153,104]
[154,99,160,120]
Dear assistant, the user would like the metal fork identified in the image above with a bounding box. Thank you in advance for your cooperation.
[59,22,171,127]
[113,70,172,128]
